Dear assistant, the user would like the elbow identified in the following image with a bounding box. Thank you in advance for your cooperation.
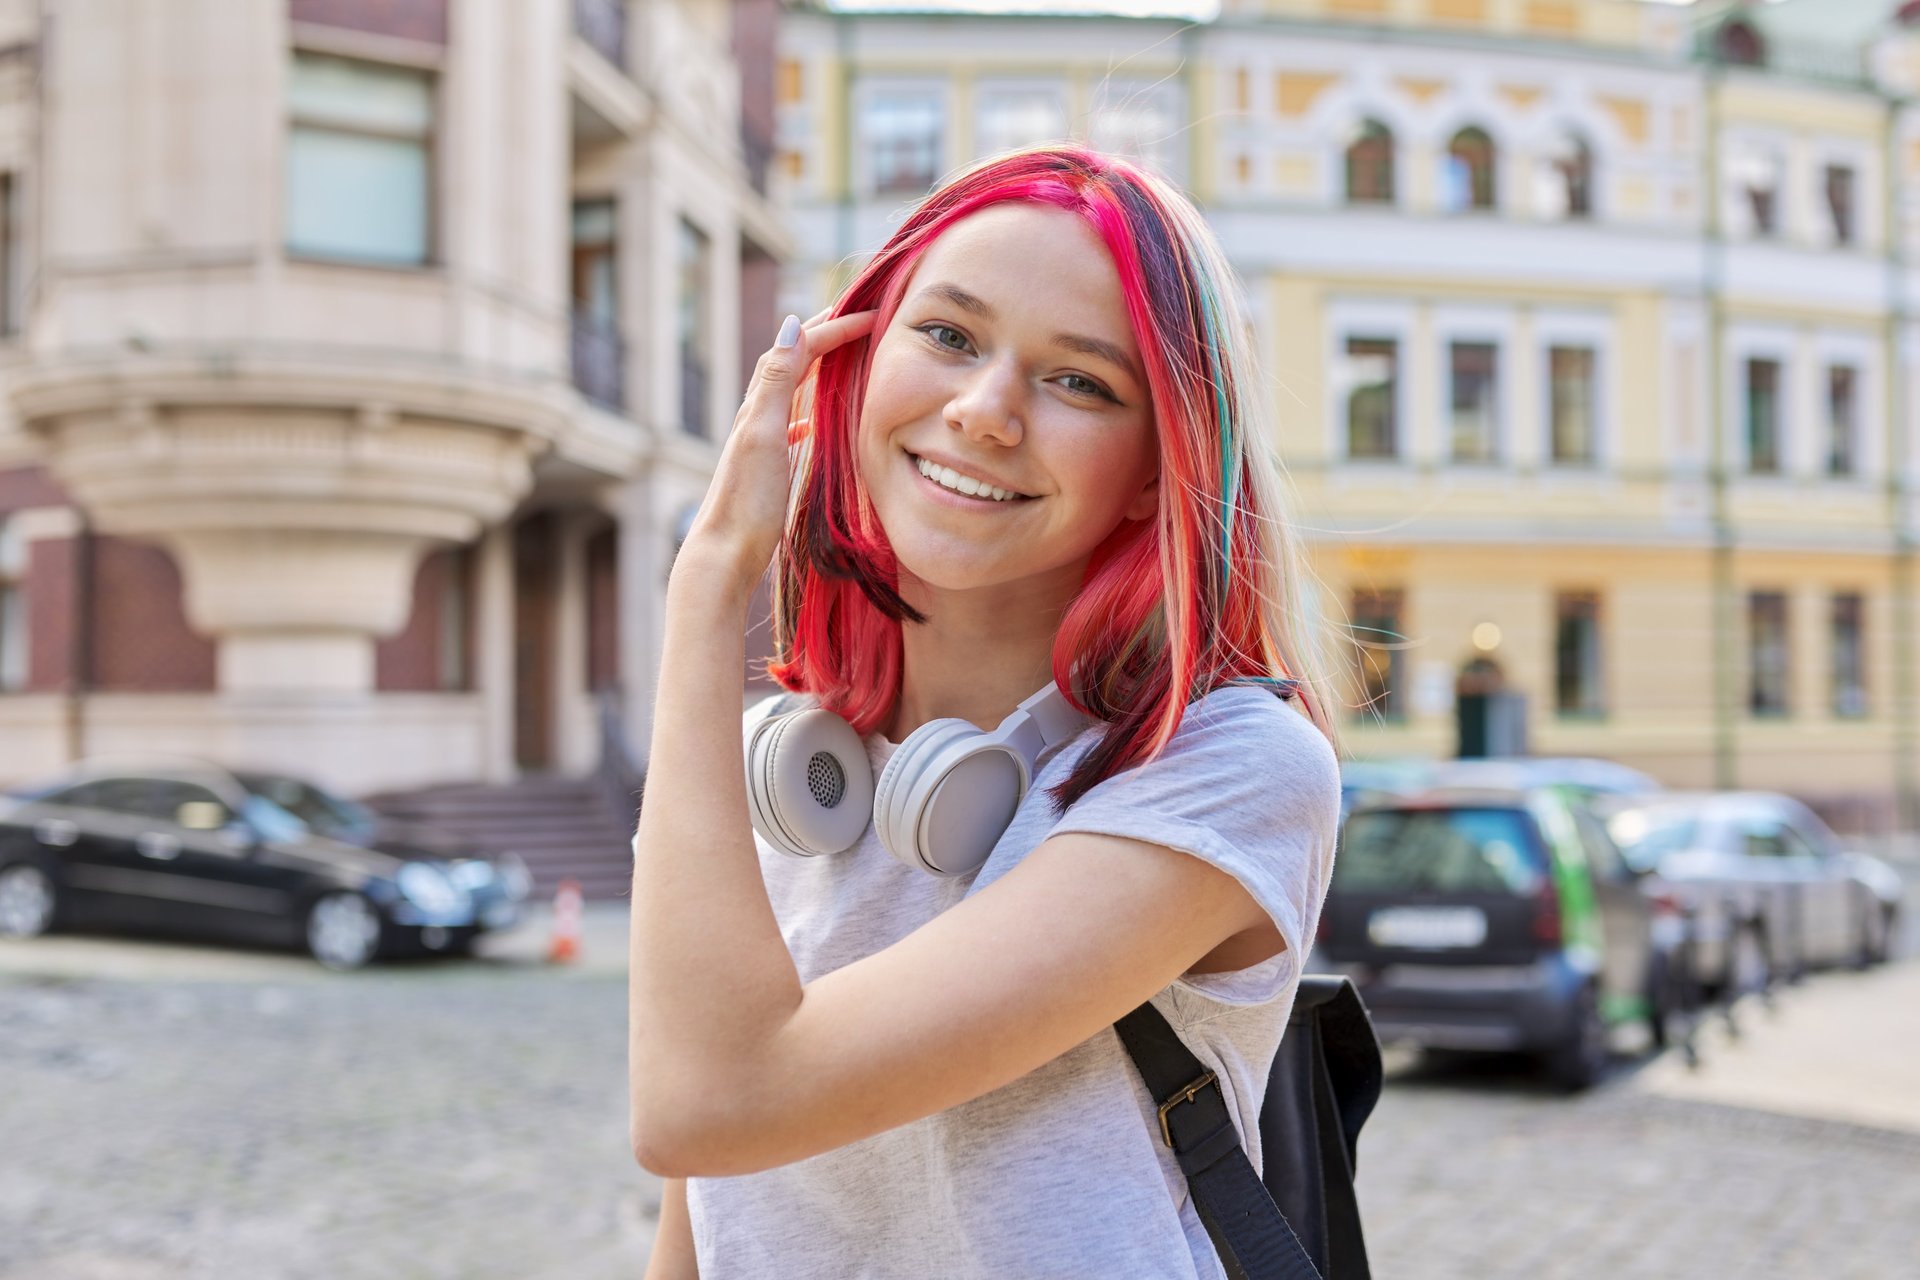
[630,1072,777,1178]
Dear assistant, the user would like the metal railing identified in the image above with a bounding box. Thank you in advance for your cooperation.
[570,309,626,411]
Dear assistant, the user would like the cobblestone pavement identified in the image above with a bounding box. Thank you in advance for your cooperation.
[2,923,1917,1279]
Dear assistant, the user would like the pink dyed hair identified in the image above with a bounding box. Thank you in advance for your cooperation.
[767,143,1336,811]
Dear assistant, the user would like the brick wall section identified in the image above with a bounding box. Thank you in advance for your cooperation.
[90,537,217,691]
[289,0,448,44]
[374,546,471,691]
[23,536,75,691]
[0,465,69,513]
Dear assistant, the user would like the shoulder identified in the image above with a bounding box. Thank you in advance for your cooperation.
[1142,685,1340,804]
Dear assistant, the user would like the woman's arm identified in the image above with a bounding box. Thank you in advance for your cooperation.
[641,1178,697,1280]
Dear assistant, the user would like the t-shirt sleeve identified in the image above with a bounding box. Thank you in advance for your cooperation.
[1041,686,1341,1008]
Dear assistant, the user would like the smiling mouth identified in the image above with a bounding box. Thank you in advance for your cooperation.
[906,452,1034,504]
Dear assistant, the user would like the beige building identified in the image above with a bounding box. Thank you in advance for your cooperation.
[773,0,1920,830]
[0,0,789,811]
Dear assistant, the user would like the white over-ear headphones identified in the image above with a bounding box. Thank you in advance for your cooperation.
[745,682,1095,877]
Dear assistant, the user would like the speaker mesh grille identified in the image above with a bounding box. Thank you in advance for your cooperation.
[805,751,846,808]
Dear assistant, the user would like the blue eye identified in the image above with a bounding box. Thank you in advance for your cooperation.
[920,323,969,352]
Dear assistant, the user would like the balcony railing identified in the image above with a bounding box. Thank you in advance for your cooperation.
[571,310,626,411]
[573,0,627,72]
[680,348,709,438]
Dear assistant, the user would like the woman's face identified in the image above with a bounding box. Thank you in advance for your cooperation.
[855,202,1159,603]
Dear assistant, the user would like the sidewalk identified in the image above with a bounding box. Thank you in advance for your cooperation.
[1628,958,1920,1135]
[0,900,633,983]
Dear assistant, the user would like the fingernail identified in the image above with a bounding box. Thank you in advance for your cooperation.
[775,314,800,349]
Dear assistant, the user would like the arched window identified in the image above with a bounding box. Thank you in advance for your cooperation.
[1533,132,1592,220]
[1344,119,1395,204]
[1715,19,1766,67]
[1444,126,1497,212]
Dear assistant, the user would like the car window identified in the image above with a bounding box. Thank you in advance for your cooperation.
[1605,807,1699,870]
[145,781,230,828]
[48,777,155,817]
[1738,817,1805,859]
[1571,806,1631,881]
[1335,807,1546,895]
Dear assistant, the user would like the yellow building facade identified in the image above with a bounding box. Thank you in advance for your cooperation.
[773,0,1920,830]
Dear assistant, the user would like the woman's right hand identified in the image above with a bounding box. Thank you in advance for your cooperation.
[675,304,880,601]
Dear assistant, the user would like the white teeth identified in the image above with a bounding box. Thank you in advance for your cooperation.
[915,454,1021,502]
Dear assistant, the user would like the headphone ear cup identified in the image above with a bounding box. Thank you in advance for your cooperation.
[872,719,974,872]
[875,721,1025,876]
[746,709,874,857]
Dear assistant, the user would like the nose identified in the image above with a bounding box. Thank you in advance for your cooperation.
[943,353,1024,447]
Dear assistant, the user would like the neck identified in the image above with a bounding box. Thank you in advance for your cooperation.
[884,564,1082,743]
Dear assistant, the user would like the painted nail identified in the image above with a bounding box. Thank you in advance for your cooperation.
[775,314,800,348]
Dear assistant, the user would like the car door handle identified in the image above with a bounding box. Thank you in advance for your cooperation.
[35,818,79,848]
[136,832,182,861]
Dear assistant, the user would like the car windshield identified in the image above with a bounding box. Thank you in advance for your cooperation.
[235,773,376,839]
[239,793,311,844]
[1335,807,1545,895]
[1604,807,1701,871]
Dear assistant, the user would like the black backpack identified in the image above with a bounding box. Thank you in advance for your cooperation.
[1116,975,1382,1280]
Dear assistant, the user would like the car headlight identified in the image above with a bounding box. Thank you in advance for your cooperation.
[396,862,467,914]
[448,858,497,892]
[496,853,533,902]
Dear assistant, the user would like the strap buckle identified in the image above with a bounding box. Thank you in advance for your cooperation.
[1156,1069,1219,1148]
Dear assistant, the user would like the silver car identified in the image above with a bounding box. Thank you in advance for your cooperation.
[1602,791,1904,984]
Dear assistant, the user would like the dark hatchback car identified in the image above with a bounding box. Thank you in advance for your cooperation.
[1320,785,1674,1089]
[0,759,531,969]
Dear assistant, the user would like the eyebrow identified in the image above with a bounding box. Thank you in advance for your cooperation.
[913,282,1143,387]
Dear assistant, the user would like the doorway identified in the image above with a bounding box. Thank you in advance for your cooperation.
[513,513,558,771]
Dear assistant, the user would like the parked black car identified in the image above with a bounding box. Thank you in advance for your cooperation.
[1319,784,1682,1089]
[0,758,531,969]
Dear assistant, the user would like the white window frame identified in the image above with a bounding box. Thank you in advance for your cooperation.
[1808,138,1875,251]
[1535,310,1613,471]
[1325,298,1415,466]
[1724,325,1795,478]
[853,77,951,201]
[1433,304,1516,467]
[1812,330,1880,482]
[973,78,1068,162]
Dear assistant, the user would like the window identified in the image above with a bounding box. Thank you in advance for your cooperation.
[1554,591,1604,716]
[1825,164,1855,246]
[0,518,23,691]
[1832,592,1866,717]
[0,172,18,336]
[864,91,943,195]
[1746,357,1782,474]
[677,217,711,438]
[1449,341,1499,463]
[1532,133,1591,220]
[570,199,622,409]
[1089,81,1177,177]
[976,88,1065,159]
[285,51,434,266]
[1344,120,1394,204]
[1344,337,1398,460]
[1350,589,1405,720]
[1748,591,1790,716]
[1827,365,1858,477]
[1715,19,1766,67]
[1442,126,1496,213]
[1734,145,1781,237]
[1548,345,1596,465]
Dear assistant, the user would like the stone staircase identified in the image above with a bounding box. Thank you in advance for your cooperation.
[362,776,637,902]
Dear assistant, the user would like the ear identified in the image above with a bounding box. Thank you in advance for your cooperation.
[1123,471,1159,523]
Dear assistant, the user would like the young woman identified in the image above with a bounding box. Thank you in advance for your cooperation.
[630,143,1341,1278]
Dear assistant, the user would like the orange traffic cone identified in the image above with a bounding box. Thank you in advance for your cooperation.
[547,878,583,964]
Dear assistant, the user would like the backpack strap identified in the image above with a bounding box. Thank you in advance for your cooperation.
[1115,1001,1324,1280]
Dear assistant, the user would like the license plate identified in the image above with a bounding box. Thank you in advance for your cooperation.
[1368,907,1488,949]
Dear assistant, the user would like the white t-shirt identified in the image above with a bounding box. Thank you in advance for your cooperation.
[687,684,1342,1279]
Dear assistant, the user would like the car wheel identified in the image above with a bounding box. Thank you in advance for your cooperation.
[1873,907,1901,966]
[306,892,383,971]
[1546,984,1608,1093]
[0,863,57,939]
